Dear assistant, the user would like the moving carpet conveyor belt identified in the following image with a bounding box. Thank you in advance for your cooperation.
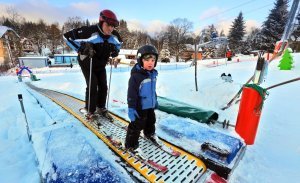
[26,83,207,183]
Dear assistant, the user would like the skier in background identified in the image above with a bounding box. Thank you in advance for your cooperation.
[63,9,122,120]
[226,49,232,61]
[124,45,160,155]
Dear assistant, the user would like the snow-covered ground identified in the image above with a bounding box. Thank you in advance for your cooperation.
[1,53,299,183]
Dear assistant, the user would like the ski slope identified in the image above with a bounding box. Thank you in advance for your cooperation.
[0,53,299,182]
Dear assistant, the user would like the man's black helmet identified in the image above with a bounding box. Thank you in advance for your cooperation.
[137,45,159,67]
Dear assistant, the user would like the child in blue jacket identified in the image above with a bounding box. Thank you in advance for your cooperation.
[125,45,160,154]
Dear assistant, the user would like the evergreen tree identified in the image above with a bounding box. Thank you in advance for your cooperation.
[278,49,293,70]
[246,28,261,51]
[146,36,151,45]
[228,12,246,53]
[208,24,218,40]
[219,29,225,37]
[160,39,170,62]
[260,0,288,50]
[85,19,90,26]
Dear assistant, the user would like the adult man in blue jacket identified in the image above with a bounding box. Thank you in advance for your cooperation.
[64,9,122,120]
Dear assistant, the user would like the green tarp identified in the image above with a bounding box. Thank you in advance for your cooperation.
[157,96,219,124]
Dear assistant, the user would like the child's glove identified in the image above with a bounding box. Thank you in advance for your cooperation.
[128,108,139,122]
[155,101,159,109]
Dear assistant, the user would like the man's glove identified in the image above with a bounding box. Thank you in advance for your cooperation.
[128,108,139,122]
[78,42,95,61]
[109,43,119,58]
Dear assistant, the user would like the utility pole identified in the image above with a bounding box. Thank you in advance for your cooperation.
[62,26,65,63]
[193,30,206,92]
[194,42,198,91]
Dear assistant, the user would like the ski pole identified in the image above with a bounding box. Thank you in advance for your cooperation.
[88,57,93,114]
[18,94,31,141]
[106,57,113,110]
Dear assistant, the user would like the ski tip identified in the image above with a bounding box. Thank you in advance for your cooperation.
[147,160,168,173]
[172,150,181,157]
[220,105,227,110]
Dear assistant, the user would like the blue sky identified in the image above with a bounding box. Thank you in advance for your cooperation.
[0,0,290,35]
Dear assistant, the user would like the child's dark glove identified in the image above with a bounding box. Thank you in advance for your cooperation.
[155,101,159,109]
[128,108,139,122]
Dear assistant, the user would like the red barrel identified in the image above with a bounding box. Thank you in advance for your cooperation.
[235,86,263,145]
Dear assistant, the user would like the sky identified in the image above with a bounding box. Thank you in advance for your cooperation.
[1,53,299,182]
[0,0,291,36]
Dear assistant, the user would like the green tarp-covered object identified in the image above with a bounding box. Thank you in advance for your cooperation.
[158,96,219,124]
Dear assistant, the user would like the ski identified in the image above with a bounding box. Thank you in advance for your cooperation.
[201,142,230,158]
[104,134,168,173]
[87,118,169,173]
[126,150,168,173]
[145,137,181,157]
[79,108,102,127]
[108,119,180,157]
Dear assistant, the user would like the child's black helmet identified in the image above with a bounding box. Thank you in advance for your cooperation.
[137,45,159,67]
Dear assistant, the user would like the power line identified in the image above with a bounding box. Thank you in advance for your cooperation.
[203,3,274,27]
[243,3,273,16]
[204,0,258,20]
[221,3,274,22]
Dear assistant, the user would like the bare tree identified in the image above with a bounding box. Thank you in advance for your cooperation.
[6,6,21,23]
[153,31,165,51]
[63,16,85,32]
[133,39,139,49]
[167,18,193,62]
[3,6,24,33]
[33,19,48,55]
[46,23,61,53]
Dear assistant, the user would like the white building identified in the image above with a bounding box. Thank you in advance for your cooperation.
[18,56,48,68]
[117,49,137,65]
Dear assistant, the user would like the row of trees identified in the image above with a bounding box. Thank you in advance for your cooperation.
[1,0,299,61]
[228,0,300,53]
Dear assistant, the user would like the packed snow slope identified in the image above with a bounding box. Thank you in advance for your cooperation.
[1,53,299,182]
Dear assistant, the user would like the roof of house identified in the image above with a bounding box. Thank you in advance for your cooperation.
[119,49,137,55]
[0,25,20,38]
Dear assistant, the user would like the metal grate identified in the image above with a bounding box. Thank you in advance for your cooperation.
[26,83,206,183]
